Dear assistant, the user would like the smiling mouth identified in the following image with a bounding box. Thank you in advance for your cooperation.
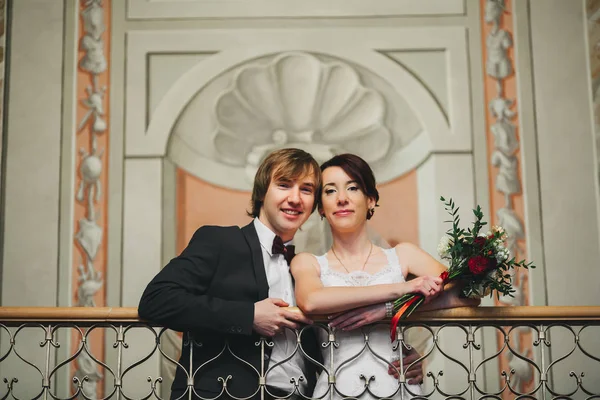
[282,209,302,215]
[334,210,353,215]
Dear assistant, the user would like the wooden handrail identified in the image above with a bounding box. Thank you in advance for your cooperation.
[0,307,140,322]
[0,306,599,323]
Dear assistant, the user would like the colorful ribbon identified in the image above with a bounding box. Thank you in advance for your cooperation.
[389,270,451,341]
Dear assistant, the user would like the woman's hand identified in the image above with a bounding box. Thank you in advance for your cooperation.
[326,303,387,330]
[405,275,444,303]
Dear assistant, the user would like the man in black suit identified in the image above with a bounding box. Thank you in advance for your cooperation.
[138,148,322,399]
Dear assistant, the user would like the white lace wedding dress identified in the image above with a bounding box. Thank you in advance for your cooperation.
[312,248,422,400]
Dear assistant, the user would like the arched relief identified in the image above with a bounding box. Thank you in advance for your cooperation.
[213,53,393,169]
[144,49,453,190]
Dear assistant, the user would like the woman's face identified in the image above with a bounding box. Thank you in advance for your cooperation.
[320,166,375,232]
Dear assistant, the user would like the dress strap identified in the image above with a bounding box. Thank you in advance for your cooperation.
[314,254,329,274]
[382,247,399,265]
[383,247,409,279]
[383,247,407,280]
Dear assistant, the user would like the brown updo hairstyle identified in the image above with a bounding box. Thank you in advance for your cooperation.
[319,153,379,219]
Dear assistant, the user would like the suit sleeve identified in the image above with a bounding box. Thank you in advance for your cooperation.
[138,226,255,335]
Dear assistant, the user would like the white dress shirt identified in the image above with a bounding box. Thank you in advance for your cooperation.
[253,218,307,392]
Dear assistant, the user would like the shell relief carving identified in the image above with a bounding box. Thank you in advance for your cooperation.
[167,51,429,190]
[213,53,391,180]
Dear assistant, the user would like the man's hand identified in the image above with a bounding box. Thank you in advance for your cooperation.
[388,347,424,385]
[327,303,387,331]
[253,298,313,337]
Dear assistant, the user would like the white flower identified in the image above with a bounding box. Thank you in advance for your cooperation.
[492,225,504,234]
[492,225,508,240]
[437,235,453,258]
[493,246,510,263]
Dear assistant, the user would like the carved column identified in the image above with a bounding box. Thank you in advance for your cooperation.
[72,0,110,398]
[481,0,534,394]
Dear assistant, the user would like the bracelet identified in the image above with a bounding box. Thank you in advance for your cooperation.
[385,301,394,318]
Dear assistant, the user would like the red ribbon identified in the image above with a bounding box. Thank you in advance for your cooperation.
[440,270,449,283]
[389,296,419,341]
[389,270,451,341]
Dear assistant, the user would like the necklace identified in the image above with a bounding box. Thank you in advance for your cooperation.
[331,242,374,274]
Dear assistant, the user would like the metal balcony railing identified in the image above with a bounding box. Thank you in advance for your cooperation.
[0,306,599,399]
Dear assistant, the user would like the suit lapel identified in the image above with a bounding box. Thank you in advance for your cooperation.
[241,223,269,300]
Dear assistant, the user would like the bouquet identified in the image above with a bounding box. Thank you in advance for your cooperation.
[389,196,535,341]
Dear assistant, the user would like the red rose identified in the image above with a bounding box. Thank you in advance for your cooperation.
[468,255,493,275]
[473,237,486,248]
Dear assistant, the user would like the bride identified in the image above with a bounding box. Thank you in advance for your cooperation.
[291,153,478,399]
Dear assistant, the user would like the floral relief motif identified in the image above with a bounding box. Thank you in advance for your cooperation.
[77,0,106,317]
[73,0,108,397]
[80,0,106,75]
[74,350,103,399]
[491,151,520,207]
[489,97,518,155]
[484,0,513,94]
[212,52,391,180]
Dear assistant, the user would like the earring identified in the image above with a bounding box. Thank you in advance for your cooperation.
[367,208,375,219]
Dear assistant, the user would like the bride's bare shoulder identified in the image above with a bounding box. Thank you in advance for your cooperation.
[291,252,321,274]
[294,252,319,263]
[393,242,421,256]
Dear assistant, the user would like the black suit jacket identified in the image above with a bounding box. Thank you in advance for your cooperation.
[138,223,319,398]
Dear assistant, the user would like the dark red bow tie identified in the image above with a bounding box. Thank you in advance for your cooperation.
[272,235,296,265]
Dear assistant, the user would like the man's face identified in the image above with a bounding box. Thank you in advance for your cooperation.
[258,171,316,242]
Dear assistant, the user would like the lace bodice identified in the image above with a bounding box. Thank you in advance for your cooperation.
[312,248,421,399]
[317,247,406,287]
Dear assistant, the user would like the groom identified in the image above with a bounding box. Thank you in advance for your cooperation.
[138,148,423,399]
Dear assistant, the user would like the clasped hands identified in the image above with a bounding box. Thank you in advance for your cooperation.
[253,291,435,385]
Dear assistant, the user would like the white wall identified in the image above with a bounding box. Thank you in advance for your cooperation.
[530,0,600,306]
[0,0,65,396]
[528,0,600,394]
[1,0,64,307]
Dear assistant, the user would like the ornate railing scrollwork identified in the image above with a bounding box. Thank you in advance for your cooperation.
[0,306,599,399]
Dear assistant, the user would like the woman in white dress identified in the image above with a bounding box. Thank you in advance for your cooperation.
[291,154,478,400]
